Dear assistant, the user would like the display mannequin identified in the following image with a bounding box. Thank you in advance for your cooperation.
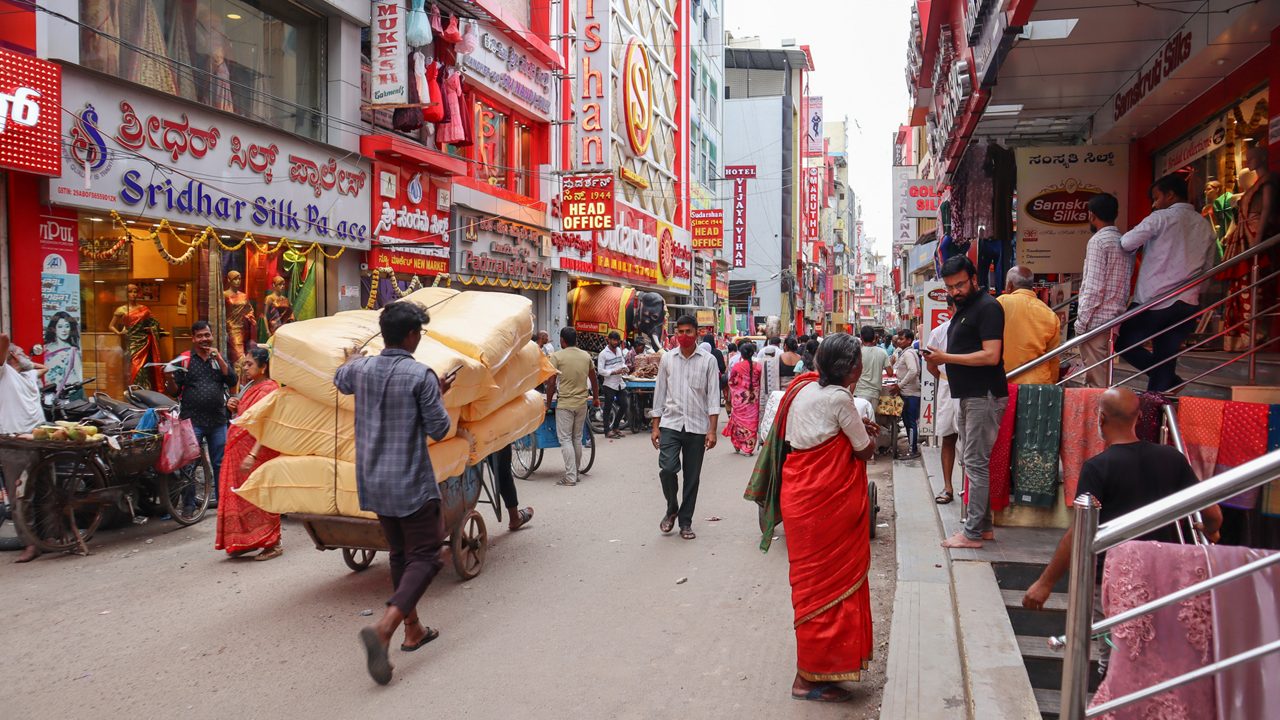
[1202,179,1236,248]
[263,275,294,335]
[108,283,165,389]
[224,271,256,364]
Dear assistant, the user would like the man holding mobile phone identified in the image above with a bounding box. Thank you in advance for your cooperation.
[168,320,236,507]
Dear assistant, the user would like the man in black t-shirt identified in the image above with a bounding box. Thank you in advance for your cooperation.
[926,256,1008,548]
[167,321,236,507]
[1022,388,1223,609]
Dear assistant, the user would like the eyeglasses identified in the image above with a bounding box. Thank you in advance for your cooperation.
[944,279,973,292]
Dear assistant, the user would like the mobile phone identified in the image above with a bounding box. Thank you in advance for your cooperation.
[443,367,461,381]
[920,349,933,356]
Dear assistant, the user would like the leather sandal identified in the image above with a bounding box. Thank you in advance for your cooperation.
[508,507,534,531]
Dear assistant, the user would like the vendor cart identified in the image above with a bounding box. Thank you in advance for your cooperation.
[624,377,655,433]
[510,404,596,480]
[292,463,500,580]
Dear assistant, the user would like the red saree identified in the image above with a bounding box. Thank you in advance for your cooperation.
[780,430,873,682]
[125,305,164,390]
[215,380,282,553]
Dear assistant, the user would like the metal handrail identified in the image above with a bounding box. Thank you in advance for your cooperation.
[1057,448,1280,718]
[1007,231,1280,382]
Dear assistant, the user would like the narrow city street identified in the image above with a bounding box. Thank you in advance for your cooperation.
[2,433,896,720]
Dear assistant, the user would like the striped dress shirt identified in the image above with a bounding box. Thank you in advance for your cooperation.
[651,347,722,434]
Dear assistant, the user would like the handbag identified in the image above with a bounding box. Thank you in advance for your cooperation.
[156,412,201,474]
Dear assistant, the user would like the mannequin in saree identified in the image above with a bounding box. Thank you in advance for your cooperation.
[263,275,294,336]
[108,283,165,389]
[224,270,256,365]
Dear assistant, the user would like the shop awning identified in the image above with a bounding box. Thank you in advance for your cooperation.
[360,135,469,177]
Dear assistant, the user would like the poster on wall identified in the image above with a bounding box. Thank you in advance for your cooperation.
[918,283,949,438]
[1015,146,1128,273]
[805,97,824,155]
[37,210,83,394]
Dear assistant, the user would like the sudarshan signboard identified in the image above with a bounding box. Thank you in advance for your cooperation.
[690,209,723,250]
[0,48,61,176]
[1015,145,1128,273]
[560,173,615,231]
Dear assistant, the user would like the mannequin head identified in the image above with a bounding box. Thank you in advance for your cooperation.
[126,283,139,302]
[1245,143,1269,176]
[272,275,286,294]
[226,270,242,291]
[1205,179,1222,201]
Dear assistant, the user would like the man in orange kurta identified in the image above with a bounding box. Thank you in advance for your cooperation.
[998,266,1061,384]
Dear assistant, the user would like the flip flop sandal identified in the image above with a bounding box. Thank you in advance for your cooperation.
[791,683,853,702]
[508,507,534,531]
[680,528,696,540]
[400,626,440,652]
[254,545,284,561]
[659,514,677,533]
[935,491,954,504]
[359,627,393,685]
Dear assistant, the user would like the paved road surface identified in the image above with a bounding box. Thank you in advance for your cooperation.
[2,432,895,719]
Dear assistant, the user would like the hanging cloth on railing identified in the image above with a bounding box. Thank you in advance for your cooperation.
[1178,396,1225,481]
[1136,391,1168,444]
[1012,384,1063,508]
[1209,543,1280,720]
[1215,401,1270,510]
[1262,406,1280,518]
[1060,387,1107,504]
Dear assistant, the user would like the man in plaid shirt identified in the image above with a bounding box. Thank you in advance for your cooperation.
[1076,193,1134,387]
[336,301,454,685]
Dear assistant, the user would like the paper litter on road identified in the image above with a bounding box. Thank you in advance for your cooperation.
[676,577,688,585]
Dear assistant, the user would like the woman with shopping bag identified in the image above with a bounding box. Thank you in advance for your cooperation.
[215,348,283,560]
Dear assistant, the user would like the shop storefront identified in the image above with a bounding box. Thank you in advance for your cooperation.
[41,66,369,398]
[450,202,553,326]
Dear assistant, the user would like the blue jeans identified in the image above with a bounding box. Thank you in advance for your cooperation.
[192,424,227,502]
[901,395,920,454]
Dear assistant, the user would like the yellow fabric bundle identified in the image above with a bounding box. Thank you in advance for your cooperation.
[461,342,557,421]
[459,389,546,465]
[235,438,470,520]
[400,288,535,368]
[270,311,380,411]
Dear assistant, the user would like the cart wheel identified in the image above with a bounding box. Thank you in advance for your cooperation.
[161,450,213,526]
[479,459,502,523]
[14,450,109,553]
[588,405,606,435]
[533,448,544,471]
[868,481,879,540]
[579,425,597,475]
[512,434,538,480]
[451,510,487,580]
[343,548,376,571]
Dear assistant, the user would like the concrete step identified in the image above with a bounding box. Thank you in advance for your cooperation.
[1002,587,1067,612]
[993,561,1068,593]
[954,561,1042,720]
[1016,635,1102,694]
[1006,603,1067,639]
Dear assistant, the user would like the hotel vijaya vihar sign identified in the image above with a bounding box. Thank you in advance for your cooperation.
[458,213,552,284]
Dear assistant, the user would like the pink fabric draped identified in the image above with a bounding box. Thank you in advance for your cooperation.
[1178,397,1225,481]
[1060,388,1107,503]
[1209,544,1280,720]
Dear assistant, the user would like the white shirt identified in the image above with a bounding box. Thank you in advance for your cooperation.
[651,348,722,434]
[0,365,45,433]
[894,347,922,397]
[541,342,556,357]
[1120,202,1216,310]
[597,345,628,390]
[784,383,872,451]
[928,320,951,381]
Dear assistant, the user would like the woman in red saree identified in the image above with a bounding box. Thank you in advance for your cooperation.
[215,347,283,560]
[777,334,879,702]
[722,341,762,454]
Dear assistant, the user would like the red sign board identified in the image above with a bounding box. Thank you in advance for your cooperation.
[0,48,60,176]
[370,161,450,275]
[690,209,723,250]
[561,174,615,231]
[725,165,756,268]
[804,167,821,241]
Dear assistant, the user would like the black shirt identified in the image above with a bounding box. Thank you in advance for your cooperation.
[175,352,236,429]
[946,292,1008,398]
[1077,441,1200,543]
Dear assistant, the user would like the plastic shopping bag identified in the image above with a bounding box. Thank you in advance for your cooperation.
[157,414,201,474]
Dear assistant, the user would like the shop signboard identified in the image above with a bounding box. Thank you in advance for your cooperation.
[1015,145,1128,273]
[593,203,692,291]
[369,163,449,275]
[805,96,824,156]
[622,39,654,157]
[370,0,408,105]
[910,240,937,273]
[690,209,723,250]
[804,166,822,242]
[37,209,83,391]
[906,179,940,218]
[52,69,371,248]
[919,283,950,438]
[0,48,61,176]
[1153,88,1266,179]
[560,173,615,231]
[725,165,756,268]
[460,24,554,121]
[457,212,552,285]
[893,166,917,247]
[572,0,611,170]
[1093,14,1205,139]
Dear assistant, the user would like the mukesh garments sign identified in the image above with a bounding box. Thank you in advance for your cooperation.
[370,0,408,105]
[53,68,371,248]
[725,165,756,268]
[560,173,615,231]
[689,209,723,250]
[1015,145,1128,273]
[370,163,450,275]
[0,48,61,176]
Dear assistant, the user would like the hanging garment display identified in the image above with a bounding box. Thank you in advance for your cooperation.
[441,13,464,44]
[430,3,444,33]
[1215,401,1269,509]
[436,69,467,145]
[459,19,480,53]
[422,61,444,123]
[1011,384,1063,508]
[407,0,432,48]
[1059,388,1107,504]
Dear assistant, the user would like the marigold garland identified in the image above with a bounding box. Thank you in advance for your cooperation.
[364,268,427,309]
[100,211,348,263]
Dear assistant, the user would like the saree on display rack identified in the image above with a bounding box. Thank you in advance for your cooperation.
[1011,384,1063,508]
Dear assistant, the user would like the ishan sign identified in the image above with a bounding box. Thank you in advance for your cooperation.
[561,173,615,231]
[690,209,723,250]
[573,0,611,169]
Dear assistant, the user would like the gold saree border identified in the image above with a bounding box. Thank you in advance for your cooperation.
[794,574,868,628]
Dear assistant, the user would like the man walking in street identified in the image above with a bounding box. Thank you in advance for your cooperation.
[597,331,629,439]
[545,328,598,486]
[167,321,236,507]
[926,256,1008,549]
[998,266,1061,384]
[1117,174,1217,392]
[335,301,454,685]
[1076,193,1134,387]
[854,325,888,408]
[651,314,721,540]
[893,328,922,459]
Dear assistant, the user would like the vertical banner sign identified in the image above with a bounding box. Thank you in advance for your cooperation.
[919,283,949,437]
[574,0,612,169]
[805,96,824,155]
[371,0,408,104]
[561,174,615,231]
[1015,146,1128,273]
[689,209,724,249]
[804,167,822,241]
[39,210,83,392]
[725,165,756,268]
[371,164,450,275]
[892,165,916,247]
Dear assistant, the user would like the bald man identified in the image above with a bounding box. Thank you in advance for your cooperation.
[1023,388,1222,609]
[998,266,1060,385]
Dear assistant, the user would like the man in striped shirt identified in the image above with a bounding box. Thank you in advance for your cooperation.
[1075,193,1134,387]
[651,315,722,540]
